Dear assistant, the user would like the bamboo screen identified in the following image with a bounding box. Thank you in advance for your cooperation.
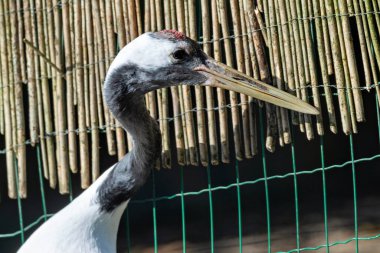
[0,0,379,200]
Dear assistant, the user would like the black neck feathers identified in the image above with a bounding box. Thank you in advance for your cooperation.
[98,65,161,212]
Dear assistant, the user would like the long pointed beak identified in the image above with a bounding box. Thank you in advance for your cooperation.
[194,59,319,115]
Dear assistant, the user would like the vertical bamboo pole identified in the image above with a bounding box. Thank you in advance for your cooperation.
[93,0,116,156]
[218,0,244,159]
[319,0,334,75]
[243,0,260,156]
[231,0,253,158]
[303,0,324,135]
[313,0,337,133]
[164,0,185,166]
[277,0,295,94]
[106,0,126,160]
[351,0,372,90]
[0,0,16,199]
[176,0,198,165]
[23,0,39,146]
[333,0,357,133]
[16,1,26,84]
[29,0,48,178]
[240,0,259,154]
[9,0,27,197]
[37,0,57,187]
[254,8,268,45]
[62,0,78,173]
[364,0,380,75]
[247,0,277,152]
[325,0,351,134]
[5,0,17,169]
[269,0,292,144]
[122,0,131,43]
[81,1,90,128]
[359,0,380,101]
[86,1,100,182]
[75,0,90,189]
[188,0,208,166]
[135,0,143,35]
[53,0,70,194]
[156,0,171,168]
[338,0,365,122]
[211,0,229,163]
[201,0,219,165]
[290,0,314,140]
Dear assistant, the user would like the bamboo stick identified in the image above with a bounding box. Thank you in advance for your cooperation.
[62,0,78,173]
[269,0,292,144]
[218,0,244,160]
[157,0,171,168]
[135,0,143,35]
[247,0,277,152]
[359,0,380,101]
[201,0,219,165]
[23,0,39,146]
[277,0,298,137]
[264,1,284,146]
[243,0,259,156]
[106,0,126,160]
[333,0,357,133]
[53,0,70,194]
[69,1,77,106]
[75,0,90,189]
[231,0,252,159]
[325,0,352,134]
[351,0,372,90]
[122,0,131,43]
[254,8,268,46]
[81,1,90,128]
[37,0,57,187]
[303,0,324,135]
[94,0,116,156]
[86,1,100,182]
[187,0,208,166]
[0,0,16,199]
[29,0,48,179]
[9,0,27,198]
[296,0,311,85]
[338,0,365,122]
[290,0,314,140]
[176,0,198,165]
[240,1,259,154]
[211,0,229,163]
[371,0,380,34]
[5,1,17,177]
[318,0,334,76]
[364,0,380,75]
[16,0,26,84]
[163,0,185,165]
[312,0,337,133]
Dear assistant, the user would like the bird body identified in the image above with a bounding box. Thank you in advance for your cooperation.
[18,167,128,253]
[18,30,318,253]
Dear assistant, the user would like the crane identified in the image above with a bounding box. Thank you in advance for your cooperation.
[18,30,318,253]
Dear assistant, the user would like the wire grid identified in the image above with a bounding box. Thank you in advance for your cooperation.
[1,4,380,253]
[0,93,380,252]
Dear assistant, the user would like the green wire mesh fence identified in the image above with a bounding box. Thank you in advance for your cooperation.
[1,93,380,252]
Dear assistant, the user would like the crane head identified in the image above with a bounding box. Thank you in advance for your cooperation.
[105,30,319,115]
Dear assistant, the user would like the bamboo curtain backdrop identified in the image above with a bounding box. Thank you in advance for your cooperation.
[0,0,379,199]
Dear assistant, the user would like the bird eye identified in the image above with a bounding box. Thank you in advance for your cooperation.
[172,49,188,61]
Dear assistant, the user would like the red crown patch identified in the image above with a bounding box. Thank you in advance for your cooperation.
[159,29,186,40]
